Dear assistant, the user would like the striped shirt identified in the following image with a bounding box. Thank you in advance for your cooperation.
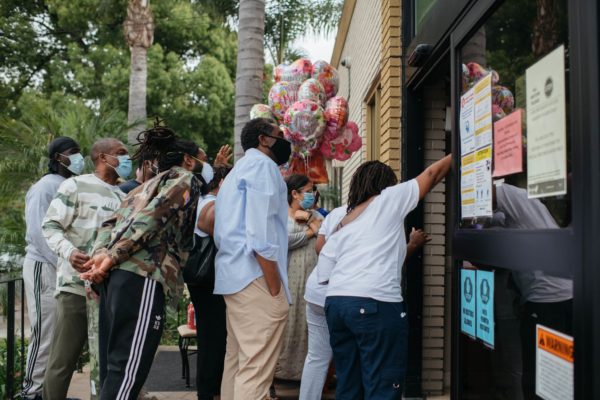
[43,174,124,297]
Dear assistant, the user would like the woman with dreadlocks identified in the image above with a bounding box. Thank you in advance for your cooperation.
[80,122,209,399]
[317,154,451,399]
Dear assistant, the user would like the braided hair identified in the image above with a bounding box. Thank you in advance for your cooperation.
[347,161,398,212]
[132,119,199,173]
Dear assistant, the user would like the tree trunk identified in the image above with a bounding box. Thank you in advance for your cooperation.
[532,0,559,57]
[127,46,148,144]
[234,0,266,161]
[124,0,154,145]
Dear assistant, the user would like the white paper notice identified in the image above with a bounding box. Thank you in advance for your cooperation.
[474,146,493,217]
[460,87,476,155]
[526,45,567,199]
[535,324,574,400]
[474,74,493,150]
[461,152,476,218]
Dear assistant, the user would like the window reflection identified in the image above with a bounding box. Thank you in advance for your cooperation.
[458,0,571,229]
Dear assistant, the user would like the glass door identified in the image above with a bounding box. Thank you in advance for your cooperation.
[448,0,585,399]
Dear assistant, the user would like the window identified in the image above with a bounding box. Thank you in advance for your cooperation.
[457,0,571,230]
[414,0,438,35]
[366,85,381,161]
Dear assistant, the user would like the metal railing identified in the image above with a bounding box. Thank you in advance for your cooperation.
[1,273,25,400]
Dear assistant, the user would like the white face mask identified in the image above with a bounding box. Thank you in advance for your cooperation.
[60,153,85,175]
[201,162,214,184]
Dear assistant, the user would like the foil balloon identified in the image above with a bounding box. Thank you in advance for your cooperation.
[320,121,361,161]
[268,81,299,122]
[289,58,313,83]
[465,62,500,89]
[298,78,326,105]
[274,63,288,83]
[312,60,339,100]
[249,104,275,121]
[286,152,329,184]
[492,104,506,122]
[274,59,312,84]
[492,85,515,115]
[324,96,349,136]
[346,123,362,153]
[283,100,326,146]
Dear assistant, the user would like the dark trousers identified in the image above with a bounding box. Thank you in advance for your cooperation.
[188,284,226,399]
[325,296,408,400]
[520,299,573,400]
[98,269,165,400]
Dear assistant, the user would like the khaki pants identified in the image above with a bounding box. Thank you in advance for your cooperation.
[43,292,87,400]
[221,277,289,400]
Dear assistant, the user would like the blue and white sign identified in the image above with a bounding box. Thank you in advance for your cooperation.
[461,269,476,338]
[476,270,495,348]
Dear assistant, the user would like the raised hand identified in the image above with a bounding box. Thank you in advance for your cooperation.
[214,144,233,166]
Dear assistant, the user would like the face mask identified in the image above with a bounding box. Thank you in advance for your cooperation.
[106,154,132,179]
[60,152,85,175]
[190,155,213,184]
[266,135,292,166]
[201,162,214,184]
[300,192,315,210]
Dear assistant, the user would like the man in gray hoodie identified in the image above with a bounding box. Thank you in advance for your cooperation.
[21,136,82,400]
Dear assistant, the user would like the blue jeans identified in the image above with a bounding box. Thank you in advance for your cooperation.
[325,296,408,400]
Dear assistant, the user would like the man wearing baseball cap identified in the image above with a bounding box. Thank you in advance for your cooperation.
[21,136,83,400]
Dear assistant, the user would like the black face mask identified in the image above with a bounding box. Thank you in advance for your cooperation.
[265,135,292,166]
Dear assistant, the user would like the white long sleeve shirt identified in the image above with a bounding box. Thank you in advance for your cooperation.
[24,174,66,265]
[213,148,291,303]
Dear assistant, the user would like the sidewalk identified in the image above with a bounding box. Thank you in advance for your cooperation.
[67,366,316,400]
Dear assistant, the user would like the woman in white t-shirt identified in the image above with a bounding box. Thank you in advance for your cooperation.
[320,155,450,399]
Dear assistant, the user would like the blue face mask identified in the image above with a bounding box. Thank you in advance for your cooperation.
[106,154,132,179]
[300,192,315,210]
[60,152,84,175]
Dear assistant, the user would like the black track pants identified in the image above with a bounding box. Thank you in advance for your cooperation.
[98,269,165,400]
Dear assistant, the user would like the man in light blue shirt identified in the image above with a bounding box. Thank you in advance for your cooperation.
[214,118,292,400]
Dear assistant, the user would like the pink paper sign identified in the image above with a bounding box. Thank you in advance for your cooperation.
[493,109,523,177]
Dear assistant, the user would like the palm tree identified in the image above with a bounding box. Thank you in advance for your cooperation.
[234,0,267,160]
[124,0,154,145]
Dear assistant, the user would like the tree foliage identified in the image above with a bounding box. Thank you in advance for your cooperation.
[264,0,342,64]
[0,0,236,153]
[0,0,237,255]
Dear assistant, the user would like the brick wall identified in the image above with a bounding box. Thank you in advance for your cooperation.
[332,0,381,202]
[420,79,449,395]
[379,0,402,173]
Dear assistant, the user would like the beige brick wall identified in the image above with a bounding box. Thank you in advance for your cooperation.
[421,79,449,395]
[379,0,402,173]
[332,0,381,202]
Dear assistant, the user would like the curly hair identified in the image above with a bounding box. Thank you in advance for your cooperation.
[347,161,398,212]
[241,118,278,151]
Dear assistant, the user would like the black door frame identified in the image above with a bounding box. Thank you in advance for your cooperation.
[446,1,600,399]
[403,0,600,398]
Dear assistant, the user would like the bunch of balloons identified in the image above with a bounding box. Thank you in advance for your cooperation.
[462,62,515,122]
[250,58,363,183]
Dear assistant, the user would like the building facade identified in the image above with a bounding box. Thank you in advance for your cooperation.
[331,0,600,398]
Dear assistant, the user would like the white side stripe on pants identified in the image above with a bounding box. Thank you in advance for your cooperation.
[116,278,156,400]
[22,261,42,394]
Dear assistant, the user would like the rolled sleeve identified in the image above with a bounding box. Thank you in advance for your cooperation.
[242,161,282,261]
